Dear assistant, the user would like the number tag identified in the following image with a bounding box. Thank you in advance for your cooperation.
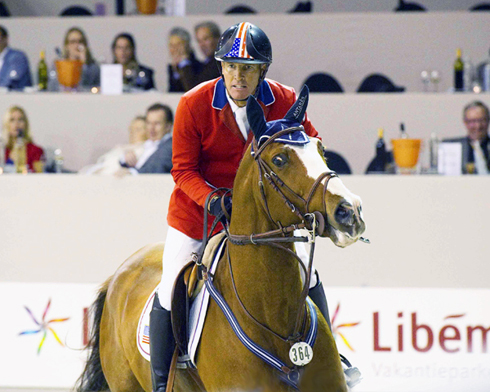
[289,342,313,366]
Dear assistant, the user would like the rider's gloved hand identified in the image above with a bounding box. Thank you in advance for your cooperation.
[208,195,232,223]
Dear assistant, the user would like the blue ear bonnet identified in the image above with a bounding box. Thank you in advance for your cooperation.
[247,84,311,153]
[256,119,309,148]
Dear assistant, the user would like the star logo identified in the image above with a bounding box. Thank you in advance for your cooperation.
[19,298,70,354]
[331,302,360,351]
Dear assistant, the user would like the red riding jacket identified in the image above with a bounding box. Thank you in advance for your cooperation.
[168,77,318,240]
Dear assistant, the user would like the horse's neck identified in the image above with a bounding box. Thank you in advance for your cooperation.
[226,200,305,338]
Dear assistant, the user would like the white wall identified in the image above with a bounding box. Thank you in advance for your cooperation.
[1,175,489,289]
[3,0,490,16]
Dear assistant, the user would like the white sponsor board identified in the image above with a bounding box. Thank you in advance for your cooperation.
[0,283,488,391]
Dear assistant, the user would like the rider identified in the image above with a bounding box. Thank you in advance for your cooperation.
[149,22,336,392]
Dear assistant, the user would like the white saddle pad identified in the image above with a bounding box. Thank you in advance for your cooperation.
[136,237,226,363]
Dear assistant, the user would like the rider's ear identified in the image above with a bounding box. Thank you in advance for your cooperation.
[284,84,309,124]
[246,95,267,140]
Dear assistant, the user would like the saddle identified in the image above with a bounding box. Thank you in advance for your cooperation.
[170,232,227,355]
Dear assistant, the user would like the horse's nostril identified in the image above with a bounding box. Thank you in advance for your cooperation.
[335,203,354,226]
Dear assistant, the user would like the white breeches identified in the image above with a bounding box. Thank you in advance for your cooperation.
[157,227,317,310]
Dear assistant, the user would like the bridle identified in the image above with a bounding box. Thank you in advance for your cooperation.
[202,127,338,343]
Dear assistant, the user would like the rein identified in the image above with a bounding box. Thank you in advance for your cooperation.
[197,127,338,387]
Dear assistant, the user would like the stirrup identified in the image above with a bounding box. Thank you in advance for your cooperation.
[340,353,362,388]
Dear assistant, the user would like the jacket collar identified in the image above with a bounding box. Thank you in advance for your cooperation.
[212,78,275,110]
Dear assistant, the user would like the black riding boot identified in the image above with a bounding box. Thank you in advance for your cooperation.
[149,293,175,392]
[308,279,332,331]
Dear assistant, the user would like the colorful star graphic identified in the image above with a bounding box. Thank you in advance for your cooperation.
[19,298,70,354]
[331,302,360,351]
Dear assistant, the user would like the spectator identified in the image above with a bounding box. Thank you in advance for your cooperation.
[3,106,44,172]
[443,100,490,174]
[79,116,147,175]
[118,103,173,174]
[112,33,155,91]
[167,27,202,92]
[194,21,221,83]
[63,27,100,88]
[0,25,32,90]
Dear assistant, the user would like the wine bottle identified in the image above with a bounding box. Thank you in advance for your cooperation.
[373,128,386,172]
[454,48,464,92]
[400,122,408,139]
[37,50,48,91]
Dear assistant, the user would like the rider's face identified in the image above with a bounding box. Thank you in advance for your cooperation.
[222,62,264,107]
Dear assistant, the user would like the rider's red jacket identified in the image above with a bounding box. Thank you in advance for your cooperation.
[168,77,318,240]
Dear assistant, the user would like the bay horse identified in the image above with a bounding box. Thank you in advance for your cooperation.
[77,86,365,392]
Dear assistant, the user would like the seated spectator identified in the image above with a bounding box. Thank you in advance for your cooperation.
[167,27,202,92]
[118,103,173,175]
[194,21,221,83]
[79,116,147,175]
[112,33,155,91]
[3,106,44,172]
[0,25,32,90]
[63,27,100,88]
[443,101,490,174]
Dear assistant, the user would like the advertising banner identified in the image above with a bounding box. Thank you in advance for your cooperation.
[0,284,488,391]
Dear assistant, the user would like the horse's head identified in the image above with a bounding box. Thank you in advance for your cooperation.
[235,85,365,247]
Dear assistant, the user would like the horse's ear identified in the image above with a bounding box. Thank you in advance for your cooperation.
[284,84,309,123]
[246,95,267,140]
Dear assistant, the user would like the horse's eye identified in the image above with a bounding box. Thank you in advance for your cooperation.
[272,153,288,167]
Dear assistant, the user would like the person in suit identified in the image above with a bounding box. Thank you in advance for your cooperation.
[444,100,490,174]
[118,103,173,175]
[112,33,155,91]
[193,21,221,83]
[0,26,32,90]
[167,27,202,92]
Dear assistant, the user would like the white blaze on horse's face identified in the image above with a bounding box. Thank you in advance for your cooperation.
[287,137,365,247]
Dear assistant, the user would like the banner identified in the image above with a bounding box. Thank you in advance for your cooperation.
[0,283,488,391]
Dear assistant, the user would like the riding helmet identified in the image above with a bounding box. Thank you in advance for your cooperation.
[214,22,272,65]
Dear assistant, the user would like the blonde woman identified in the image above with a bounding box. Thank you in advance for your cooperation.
[63,27,100,88]
[3,106,44,172]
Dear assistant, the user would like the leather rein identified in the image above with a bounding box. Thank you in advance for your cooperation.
[200,127,338,345]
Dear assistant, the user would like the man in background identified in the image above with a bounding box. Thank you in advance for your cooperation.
[0,25,32,90]
[444,101,489,174]
[194,21,221,83]
[119,103,173,174]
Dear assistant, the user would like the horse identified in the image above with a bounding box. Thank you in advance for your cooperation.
[77,86,366,392]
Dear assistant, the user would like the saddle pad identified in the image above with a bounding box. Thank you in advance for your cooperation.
[136,286,158,361]
[188,236,227,365]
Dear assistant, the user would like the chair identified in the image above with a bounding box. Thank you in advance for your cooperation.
[470,3,490,11]
[324,150,352,174]
[365,151,395,174]
[60,6,93,16]
[303,73,343,93]
[225,5,257,14]
[288,1,313,13]
[357,74,405,93]
[394,0,426,11]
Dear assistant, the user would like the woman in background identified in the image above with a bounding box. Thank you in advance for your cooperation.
[3,106,44,173]
[112,33,155,91]
[63,27,100,88]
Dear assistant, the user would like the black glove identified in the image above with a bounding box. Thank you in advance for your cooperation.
[208,195,232,220]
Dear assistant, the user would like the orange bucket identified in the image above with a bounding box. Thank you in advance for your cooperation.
[391,139,422,168]
[136,0,158,14]
[55,60,82,88]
